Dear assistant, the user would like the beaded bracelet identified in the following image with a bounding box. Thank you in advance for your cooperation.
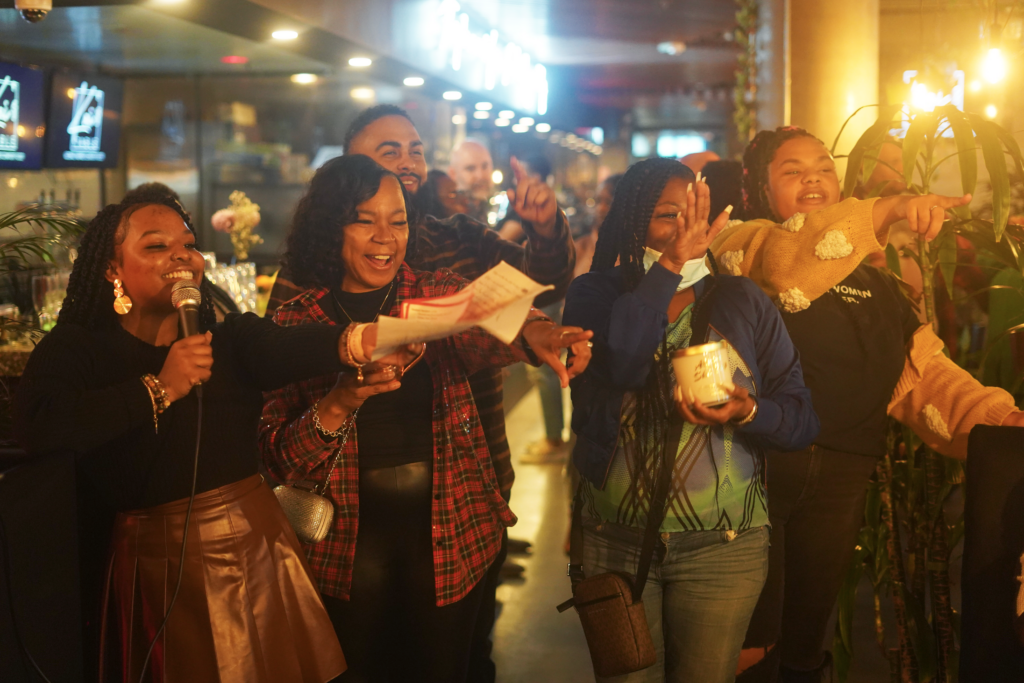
[140,374,171,434]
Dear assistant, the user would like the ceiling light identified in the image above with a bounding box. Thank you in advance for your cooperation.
[475,102,493,111]
[348,57,372,67]
[985,103,998,118]
[221,55,249,65]
[982,48,1007,84]
[443,91,463,100]
[535,123,551,133]
[491,170,503,184]
[290,73,318,84]
[498,110,514,119]
[403,76,425,87]
[969,79,982,92]
[350,87,375,100]
[473,111,490,119]
[657,41,687,56]
[272,30,298,41]
[519,117,535,126]
[495,118,510,127]
[452,114,467,125]
[511,124,528,133]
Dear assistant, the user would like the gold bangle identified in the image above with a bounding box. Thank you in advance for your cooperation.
[140,374,170,434]
[734,398,758,425]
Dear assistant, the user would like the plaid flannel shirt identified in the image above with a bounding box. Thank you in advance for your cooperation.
[267,211,575,500]
[259,264,525,606]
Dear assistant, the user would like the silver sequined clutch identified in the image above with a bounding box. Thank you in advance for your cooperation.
[272,412,356,545]
[273,483,336,544]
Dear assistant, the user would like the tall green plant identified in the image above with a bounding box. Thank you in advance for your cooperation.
[0,206,84,337]
[831,106,1024,683]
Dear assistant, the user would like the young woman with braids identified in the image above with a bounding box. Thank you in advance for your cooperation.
[14,195,360,682]
[563,157,819,683]
[712,127,1024,682]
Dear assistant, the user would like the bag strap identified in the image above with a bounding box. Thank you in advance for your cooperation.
[315,408,359,494]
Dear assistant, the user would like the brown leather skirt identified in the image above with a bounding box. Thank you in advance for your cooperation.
[99,474,345,683]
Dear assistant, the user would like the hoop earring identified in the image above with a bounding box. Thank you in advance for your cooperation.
[113,278,133,315]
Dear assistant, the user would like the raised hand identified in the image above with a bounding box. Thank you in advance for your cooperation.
[506,156,558,238]
[659,177,734,272]
[158,331,214,402]
[875,193,972,241]
[522,320,594,388]
[899,193,971,240]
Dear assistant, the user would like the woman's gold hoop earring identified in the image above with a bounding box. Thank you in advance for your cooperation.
[113,278,133,315]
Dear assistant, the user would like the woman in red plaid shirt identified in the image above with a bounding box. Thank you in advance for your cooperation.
[259,155,591,682]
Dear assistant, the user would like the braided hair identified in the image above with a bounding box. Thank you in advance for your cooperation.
[589,157,698,505]
[58,197,216,330]
[741,126,824,221]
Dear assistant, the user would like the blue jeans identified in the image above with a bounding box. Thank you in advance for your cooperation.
[581,519,770,683]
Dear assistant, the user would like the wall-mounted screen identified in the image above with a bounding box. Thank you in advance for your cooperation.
[0,62,45,170]
[46,72,123,168]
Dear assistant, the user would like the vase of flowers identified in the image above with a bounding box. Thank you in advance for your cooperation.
[211,191,263,261]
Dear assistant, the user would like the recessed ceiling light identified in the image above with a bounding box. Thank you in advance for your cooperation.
[511,124,528,133]
[350,87,375,100]
[475,102,493,111]
[535,123,551,133]
[452,114,467,125]
[495,118,510,127]
[473,111,490,119]
[403,76,425,87]
[519,117,535,126]
[348,57,372,67]
[443,91,463,100]
[272,30,298,41]
[221,55,249,65]
[498,110,514,119]
[291,73,318,84]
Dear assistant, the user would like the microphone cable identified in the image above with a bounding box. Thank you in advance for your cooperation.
[135,385,202,683]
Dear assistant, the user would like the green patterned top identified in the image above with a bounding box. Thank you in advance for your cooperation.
[580,305,769,532]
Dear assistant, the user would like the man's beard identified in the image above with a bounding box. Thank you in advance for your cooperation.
[399,172,422,193]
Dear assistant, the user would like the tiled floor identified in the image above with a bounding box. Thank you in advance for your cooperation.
[491,384,955,682]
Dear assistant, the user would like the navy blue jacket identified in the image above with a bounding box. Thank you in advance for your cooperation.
[563,263,820,488]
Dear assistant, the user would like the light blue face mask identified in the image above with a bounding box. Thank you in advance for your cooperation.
[643,247,711,292]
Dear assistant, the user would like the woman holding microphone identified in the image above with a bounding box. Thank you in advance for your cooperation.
[15,195,352,682]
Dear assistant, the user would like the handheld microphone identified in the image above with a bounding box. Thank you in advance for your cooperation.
[171,279,202,339]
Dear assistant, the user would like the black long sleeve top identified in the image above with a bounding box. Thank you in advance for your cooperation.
[15,313,344,511]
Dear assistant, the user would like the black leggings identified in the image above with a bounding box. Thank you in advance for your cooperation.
[325,462,485,683]
[742,445,878,675]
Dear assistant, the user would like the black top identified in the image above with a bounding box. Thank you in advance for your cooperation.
[781,265,921,457]
[328,283,435,469]
[14,313,345,511]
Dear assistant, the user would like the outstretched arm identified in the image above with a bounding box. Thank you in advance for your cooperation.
[888,324,1021,459]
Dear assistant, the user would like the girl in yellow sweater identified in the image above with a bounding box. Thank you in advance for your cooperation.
[713,126,1023,683]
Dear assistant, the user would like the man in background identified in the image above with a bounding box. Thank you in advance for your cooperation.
[448,138,496,224]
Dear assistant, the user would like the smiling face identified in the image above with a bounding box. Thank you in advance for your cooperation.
[644,176,689,252]
[340,175,409,292]
[766,136,842,221]
[105,204,204,314]
[347,115,426,194]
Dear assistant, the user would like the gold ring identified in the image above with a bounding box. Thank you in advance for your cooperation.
[586,341,594,348]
